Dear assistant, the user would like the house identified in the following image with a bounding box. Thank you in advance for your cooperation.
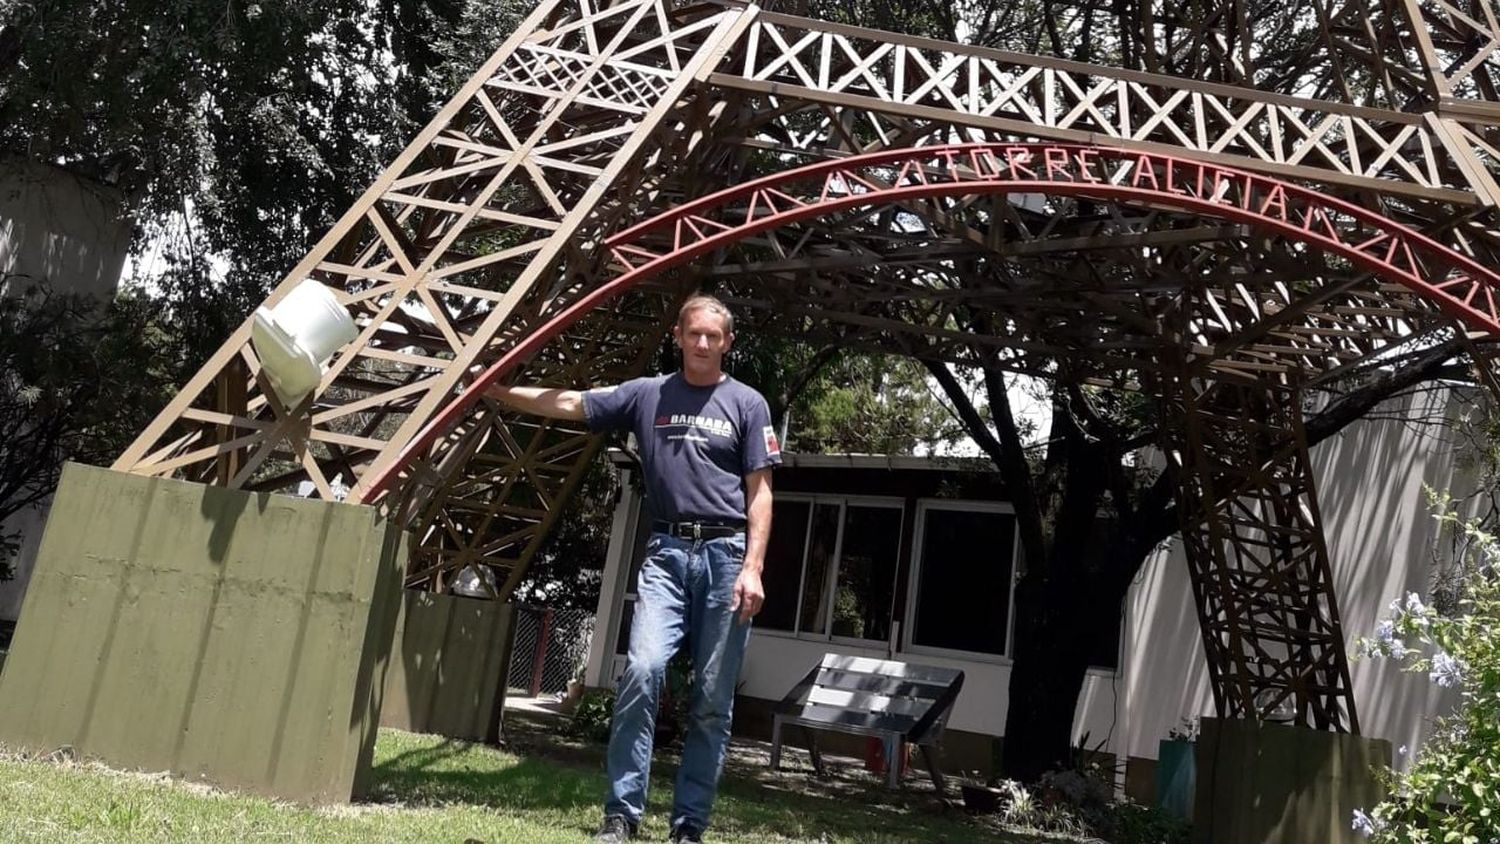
[579,385,1474,800]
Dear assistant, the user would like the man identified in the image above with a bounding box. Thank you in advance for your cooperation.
[486,293,779,843]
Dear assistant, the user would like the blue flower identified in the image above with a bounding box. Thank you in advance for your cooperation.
[1430,651,1463,688]
[1375,620,1395,643]
[1351,808,1379,836]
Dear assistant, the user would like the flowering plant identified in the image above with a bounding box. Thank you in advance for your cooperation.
[1165,717,1199,742]
[1351,508,1500,842]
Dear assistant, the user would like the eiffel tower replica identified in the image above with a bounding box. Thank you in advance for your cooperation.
[110,0,1500,734]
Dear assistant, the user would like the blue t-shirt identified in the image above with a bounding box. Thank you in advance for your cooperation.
[583,373,781,523]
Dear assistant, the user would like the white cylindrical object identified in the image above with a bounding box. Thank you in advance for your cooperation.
[269,280,358,366]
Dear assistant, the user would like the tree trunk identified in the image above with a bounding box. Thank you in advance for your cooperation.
[1000,575,1098,781]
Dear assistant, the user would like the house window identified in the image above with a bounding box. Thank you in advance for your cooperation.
[827,504,903,642]
[759,495,904,643]
[907,501,1018,658]
[757,499,810,632]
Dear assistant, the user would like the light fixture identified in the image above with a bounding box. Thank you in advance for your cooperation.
[249,279,358,408]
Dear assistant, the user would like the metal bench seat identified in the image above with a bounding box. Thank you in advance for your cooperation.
[769,654,964,793]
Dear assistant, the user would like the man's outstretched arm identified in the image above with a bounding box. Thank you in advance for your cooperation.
[486,384,586,421]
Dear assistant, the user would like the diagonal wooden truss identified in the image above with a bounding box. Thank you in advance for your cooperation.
[114,0,1500,731]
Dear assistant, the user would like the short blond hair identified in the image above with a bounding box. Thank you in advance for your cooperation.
[677,293,734,334]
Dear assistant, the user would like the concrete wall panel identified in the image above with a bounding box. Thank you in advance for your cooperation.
[380,590,514,743]
[1192,717,1390,844]
[0,463,406,804]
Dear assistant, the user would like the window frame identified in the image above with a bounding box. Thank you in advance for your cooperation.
[820,496,906,648]
[751,493,816,639]
[901,498,1021,665]
[755,492,906,644]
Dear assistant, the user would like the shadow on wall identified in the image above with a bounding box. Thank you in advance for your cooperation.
[1312,388,1468,766]
[1121,539,1216,762]
[1118,387,1475,765]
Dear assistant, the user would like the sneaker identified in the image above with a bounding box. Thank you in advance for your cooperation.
[668,822,704,843]
[594,815,636,843]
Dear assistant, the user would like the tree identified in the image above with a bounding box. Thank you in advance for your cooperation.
[512,460,620,609]
[0,280,175,574]
[914,340,1469,781]
[0,1,529,552]
[728,331,965,456]
[0,0,524,368]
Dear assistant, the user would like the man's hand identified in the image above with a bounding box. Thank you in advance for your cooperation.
[730,568,765,624]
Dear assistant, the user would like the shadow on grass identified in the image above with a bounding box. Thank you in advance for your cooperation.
[366,738,601,813]
[364,720,1059,844]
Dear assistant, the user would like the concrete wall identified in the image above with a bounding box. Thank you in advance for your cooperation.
[0,463,407,804]
[381,590,515,743]
[1191,718,1391,844]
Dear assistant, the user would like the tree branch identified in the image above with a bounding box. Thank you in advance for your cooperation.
[773,343,841,426]
[982,366,1049,566]
[1305,338,1465,446]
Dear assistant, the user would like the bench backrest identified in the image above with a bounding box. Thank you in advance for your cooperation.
[776,654,965,745]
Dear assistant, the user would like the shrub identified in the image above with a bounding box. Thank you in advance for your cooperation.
[571,689,616,743]
[1104,801,1192,844]
[1352,505,1500,841]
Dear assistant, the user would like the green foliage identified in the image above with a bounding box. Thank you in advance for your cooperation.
[971,776,1188,843]
[0,0,527,368]
[1103,801,1192,844]
[793,357,962,455]
[727,334,964,456]
[0,281,174,525]
[570,688,617,743]
[0,531,14,581]
[1353,505,1500,841]
[513,460,619,609]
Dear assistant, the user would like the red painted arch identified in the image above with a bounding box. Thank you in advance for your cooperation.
[358,143,1500,502]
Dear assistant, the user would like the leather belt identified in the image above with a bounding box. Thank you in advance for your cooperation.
[652,520,745,540]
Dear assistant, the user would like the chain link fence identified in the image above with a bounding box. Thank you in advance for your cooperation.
[507,604,596,696]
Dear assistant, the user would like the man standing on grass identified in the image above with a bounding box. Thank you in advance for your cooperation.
[486,293,779,844]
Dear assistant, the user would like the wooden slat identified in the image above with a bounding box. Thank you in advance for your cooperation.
[812,667,953,700]
[816,653,962,684]
[805,687,932,718]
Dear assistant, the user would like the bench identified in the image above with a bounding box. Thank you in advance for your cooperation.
[769,654,964,793]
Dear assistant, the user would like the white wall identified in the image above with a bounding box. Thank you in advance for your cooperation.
[1117,387,1469,765]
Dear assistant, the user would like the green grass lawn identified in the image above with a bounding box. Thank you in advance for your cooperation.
[0,722,1069,843]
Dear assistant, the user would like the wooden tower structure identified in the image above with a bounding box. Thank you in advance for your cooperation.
[113,0,1500,733]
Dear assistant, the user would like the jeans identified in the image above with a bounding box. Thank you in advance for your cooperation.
[605,531,753,831]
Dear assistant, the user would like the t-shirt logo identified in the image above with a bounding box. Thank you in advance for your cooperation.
[763,425,781,456]
[656,413,734,438]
